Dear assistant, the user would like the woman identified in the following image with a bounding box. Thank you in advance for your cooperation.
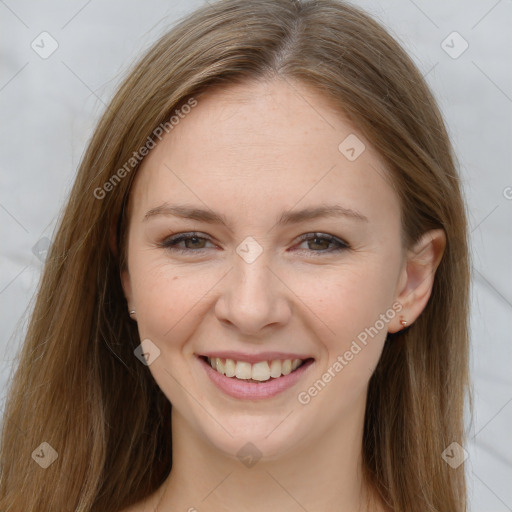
[0,0,470,510]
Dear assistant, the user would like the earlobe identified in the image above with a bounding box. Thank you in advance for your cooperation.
[389,229,446,333]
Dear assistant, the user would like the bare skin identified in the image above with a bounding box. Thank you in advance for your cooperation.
[120,78,445,512]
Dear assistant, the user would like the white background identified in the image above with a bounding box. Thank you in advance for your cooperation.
[1,1,511,510]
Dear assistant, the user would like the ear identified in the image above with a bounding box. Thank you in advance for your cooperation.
[110,220,134,309]
[388,229,446,333]
[120,267,133,311]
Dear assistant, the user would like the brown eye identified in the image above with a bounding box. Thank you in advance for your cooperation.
[306,236,331,251]
[295,233,349,255]
[160,232,215,253]
[182,236,207,249]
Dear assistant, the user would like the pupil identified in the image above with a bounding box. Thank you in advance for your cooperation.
[311,237,327,250]
[188,237,203,248]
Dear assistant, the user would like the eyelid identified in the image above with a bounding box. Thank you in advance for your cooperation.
[293,232,350,256]
[295,232,349,248]
[158,231,215,250]
[158,231,350,255]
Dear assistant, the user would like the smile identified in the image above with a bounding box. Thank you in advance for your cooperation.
[197,355,315,400]
[206,356,305,382]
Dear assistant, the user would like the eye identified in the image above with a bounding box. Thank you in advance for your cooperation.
[159,232,215,253]
[293,233,349,255]
[158,231,350,256]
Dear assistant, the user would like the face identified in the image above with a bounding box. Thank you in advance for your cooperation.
[122,79,407,460]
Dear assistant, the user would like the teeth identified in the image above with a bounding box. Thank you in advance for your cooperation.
[215,357,225,375]
[207,357,305,381]
[251,361,270,381]
[235,361,252,380]
[269,360,282,378]
[291,358,302,371]
[224,358,236,377]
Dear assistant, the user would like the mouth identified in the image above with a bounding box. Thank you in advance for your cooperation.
[196,354,315,400]
[200,355,313,382]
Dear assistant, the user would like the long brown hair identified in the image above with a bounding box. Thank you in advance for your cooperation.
[0,1,470,510]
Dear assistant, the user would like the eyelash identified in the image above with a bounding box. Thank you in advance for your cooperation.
[158,231,350,256]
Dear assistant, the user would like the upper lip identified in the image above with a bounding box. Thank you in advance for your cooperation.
[197,351,314,364]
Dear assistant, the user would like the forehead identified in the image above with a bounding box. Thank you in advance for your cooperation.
[130,79,400,232]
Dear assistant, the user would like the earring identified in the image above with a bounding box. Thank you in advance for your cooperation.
[400,317,408,328]
[129,309,136,316]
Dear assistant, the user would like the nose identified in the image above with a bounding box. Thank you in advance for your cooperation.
[214,255,292,336]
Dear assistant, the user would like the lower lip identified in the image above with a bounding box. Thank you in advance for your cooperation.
[198,356,314,400]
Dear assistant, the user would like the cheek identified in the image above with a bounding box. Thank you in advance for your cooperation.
[128,260,213,403]
[289,262,397,402]
[289,261,396,343]
[131,261,209,341]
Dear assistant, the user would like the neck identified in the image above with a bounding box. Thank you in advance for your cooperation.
[154,401,381,512]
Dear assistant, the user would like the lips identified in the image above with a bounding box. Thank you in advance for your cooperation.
[196,353,315,400]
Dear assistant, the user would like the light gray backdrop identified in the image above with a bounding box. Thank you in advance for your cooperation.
[1,1,511,510]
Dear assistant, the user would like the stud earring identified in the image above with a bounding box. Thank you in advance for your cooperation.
[129,309,136,316]
[400,317,408,328]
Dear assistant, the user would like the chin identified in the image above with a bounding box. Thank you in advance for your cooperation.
[197,411,308,463]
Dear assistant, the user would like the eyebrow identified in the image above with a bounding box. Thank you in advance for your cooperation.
[143,202,368,227]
